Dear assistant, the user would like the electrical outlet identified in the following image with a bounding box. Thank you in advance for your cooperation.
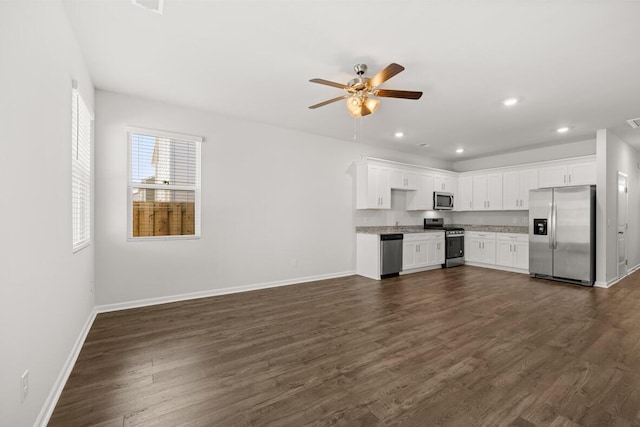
[20,370,29,403]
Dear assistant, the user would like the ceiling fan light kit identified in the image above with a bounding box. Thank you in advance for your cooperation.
[309,63,422,117]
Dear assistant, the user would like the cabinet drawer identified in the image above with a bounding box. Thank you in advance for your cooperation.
[496,233,528,243]
[403,231,444,242]
[466,231,496,239]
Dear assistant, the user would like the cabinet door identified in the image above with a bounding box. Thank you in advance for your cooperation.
[496,239,514,267]
[376,167,391,208]
[513,241,529,270]
[473,175,488,210]
[520,169,538,209]
[502,171,521,210]
[434,174,457,194]
[481,239,497,264]
[465,237,482,262]
[487,173,503,210]
[538,165,567,188]
[434,238,445,264]
[415,241,429,267]
[402,241,417,270]
[456,176,473,211]
[407,173,433,210]
[567,161,595,186]
[404,170,418,190]
[389,168,404,189]
[364,165,379,208]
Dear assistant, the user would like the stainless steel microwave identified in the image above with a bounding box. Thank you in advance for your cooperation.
[434,192,454,210]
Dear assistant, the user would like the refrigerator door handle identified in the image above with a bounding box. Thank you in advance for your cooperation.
[548,202,554,249]
[552,201,558,249]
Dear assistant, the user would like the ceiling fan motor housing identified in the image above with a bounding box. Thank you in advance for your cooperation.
[353,64,368,75]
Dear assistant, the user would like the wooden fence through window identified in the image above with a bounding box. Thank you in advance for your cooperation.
[132,202,195,237]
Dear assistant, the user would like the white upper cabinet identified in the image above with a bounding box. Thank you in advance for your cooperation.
[434,173,457,194]
[356,162,391,209]
[503,168,538,210]
[355,156,593,212]
[472,173,503,210]
[390,168,418,190]
[567,161,596,186]
[407,172,434,211]
[456,175,473,211]
[538,160,595,188]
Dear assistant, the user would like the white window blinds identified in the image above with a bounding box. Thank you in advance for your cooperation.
[128,128,201,239]
[72,88,92,252]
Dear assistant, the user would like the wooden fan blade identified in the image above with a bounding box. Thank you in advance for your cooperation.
[374,89,423,100]
[308,95,348,109]
[368,63,405,88]
[309,78,349,90]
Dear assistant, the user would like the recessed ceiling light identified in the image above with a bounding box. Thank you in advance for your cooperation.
[503,97,519,106]
[394,132,404,138]
[132,0,164,14]
[456,148,464,154]
[418,143,430,148]
[557,127,570,133]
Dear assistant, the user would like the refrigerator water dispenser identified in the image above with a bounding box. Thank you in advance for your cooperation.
[533,219,547,235]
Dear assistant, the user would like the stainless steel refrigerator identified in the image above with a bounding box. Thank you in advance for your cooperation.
[529,185,596,286]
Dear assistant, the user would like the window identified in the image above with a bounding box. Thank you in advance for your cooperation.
[128,128,202,240]
[72,85,93,252]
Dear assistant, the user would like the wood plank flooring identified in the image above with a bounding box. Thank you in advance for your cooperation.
[50,266,640,426]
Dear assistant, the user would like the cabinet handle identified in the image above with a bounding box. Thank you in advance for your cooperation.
[514,245,517,252]
[564,174,567,184]
[569,174,571,184]
[488,201,490,208]
[510,244,512,252]
[470,201,472,208]
[482,242,485,249]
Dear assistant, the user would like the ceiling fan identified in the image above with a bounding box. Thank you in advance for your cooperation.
[308,63,423,118]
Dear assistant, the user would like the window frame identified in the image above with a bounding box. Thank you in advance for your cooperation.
[127,127,202,241]
[72,85,93,253]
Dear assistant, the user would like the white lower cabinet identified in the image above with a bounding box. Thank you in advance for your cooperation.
[465,232,496,264]
[403,232,444,271]
[466,231,529,272]
[496,234,529,270]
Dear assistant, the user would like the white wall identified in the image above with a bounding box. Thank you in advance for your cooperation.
[596,129,640,285]
[95,91,450,305]
[0,2,95,425]
[453,139,596,172]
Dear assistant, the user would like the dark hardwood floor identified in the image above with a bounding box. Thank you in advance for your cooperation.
[50,266,640,426]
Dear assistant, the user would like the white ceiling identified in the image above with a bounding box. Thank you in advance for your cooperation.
[63,0,640,161]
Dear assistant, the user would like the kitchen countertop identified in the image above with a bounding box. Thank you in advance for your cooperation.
[355,226,442,234]
[356,224,529,234]
[458,224,528,234]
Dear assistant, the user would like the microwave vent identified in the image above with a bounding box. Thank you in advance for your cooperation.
[627,118,640,129]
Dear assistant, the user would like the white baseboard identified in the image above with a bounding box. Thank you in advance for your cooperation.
[595,263,640,288]
[35,307,97,427]
[464,261,529,275]
[95,270,355,313]
[400,265,443,276]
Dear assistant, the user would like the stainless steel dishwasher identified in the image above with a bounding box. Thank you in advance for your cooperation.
[380,233,403,278]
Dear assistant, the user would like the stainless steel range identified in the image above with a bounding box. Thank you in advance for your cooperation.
[424,218,465,268]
